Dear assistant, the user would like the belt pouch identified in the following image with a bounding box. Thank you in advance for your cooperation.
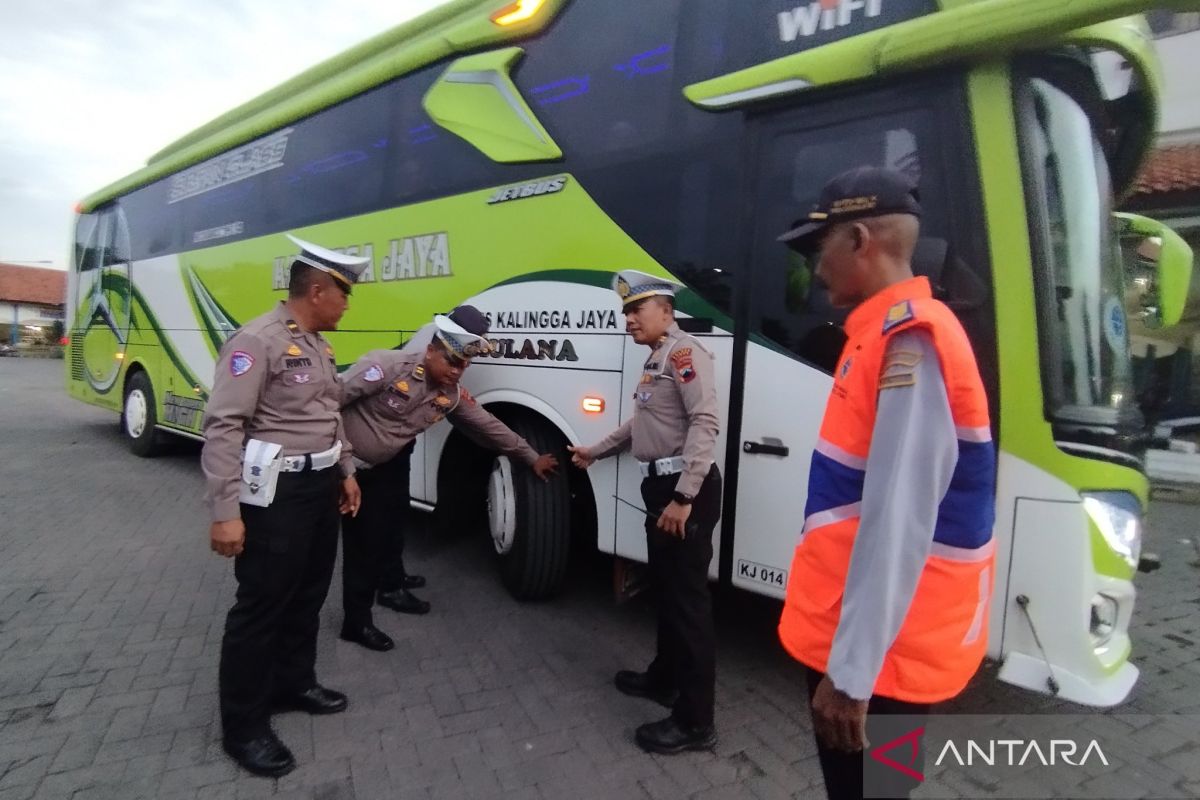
[240,439,283,507]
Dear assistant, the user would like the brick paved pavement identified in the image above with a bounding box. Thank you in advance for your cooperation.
[1,358,1198,799]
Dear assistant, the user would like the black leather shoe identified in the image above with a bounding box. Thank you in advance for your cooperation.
[634,717,717,755]
[614,670,678,709]
[340,622,394,652]
[377,588,431,615]
[272,685,348,715]
[381,574,426,591]
[223,733,296,777]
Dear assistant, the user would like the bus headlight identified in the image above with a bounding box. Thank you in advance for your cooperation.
[1082,492,1142,572]
[1090,593,1118,646]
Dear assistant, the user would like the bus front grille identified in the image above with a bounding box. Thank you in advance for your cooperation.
[69,340,84,381]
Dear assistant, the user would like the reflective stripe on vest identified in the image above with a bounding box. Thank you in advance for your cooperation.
[779,276,997,704]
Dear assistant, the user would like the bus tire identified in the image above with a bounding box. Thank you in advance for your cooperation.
[488,414,570,600]
[122,371,162,457]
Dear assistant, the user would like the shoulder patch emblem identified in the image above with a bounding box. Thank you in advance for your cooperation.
[287,344,302,357]
[460,387,476,405]
[882,301,914,333]
[670,347,696,384]
[363,364,384,383]
[839,356,853,379]
[230,351,255,377]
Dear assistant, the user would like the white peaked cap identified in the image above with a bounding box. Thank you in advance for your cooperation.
[286,234,370,289]
[612,269,682,308]
[433,314,491,359]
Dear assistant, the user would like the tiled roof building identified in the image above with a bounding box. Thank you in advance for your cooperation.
[1126,143,1200,211]
[0,263,66,307]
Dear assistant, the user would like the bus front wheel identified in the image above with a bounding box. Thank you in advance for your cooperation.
[487,414,570,600]
[122,371,161,457]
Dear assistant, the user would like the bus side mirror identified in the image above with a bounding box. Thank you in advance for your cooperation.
[1114,212,1193,329]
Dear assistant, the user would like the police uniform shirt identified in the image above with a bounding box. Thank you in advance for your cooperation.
[340,349,540,468]
[202,302,355,523]
[591,323,719,497]
[826,329,958,700]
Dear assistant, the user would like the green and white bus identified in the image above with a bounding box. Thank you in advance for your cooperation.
[68,0,1196,707]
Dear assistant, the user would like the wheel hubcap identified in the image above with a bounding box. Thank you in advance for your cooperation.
[487,457,517,555]
[125,388,148,438]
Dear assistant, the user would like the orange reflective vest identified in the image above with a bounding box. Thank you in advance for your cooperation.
[778,276,995,703]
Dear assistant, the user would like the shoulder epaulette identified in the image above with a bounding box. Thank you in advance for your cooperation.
[882,301,915,334]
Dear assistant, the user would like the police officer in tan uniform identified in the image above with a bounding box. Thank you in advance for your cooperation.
[203,235,365,778]
[337,306,559,651]
[569,270,722,754]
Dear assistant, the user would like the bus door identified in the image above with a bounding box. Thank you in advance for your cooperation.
[728,80,972,598]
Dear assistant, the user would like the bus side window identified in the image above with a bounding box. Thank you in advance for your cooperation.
[749,115,935,374]
[913,237,989,311]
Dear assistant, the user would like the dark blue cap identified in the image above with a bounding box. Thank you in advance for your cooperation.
[778,166,922,254]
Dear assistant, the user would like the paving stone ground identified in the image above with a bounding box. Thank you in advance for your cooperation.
[1,358,1198,799]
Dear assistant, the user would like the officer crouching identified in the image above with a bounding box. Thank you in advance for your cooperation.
[337,307,558,651]
[202,235,365,778]
[569,270,722,754]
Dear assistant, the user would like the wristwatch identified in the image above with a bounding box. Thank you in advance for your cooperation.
[672,491,694,506]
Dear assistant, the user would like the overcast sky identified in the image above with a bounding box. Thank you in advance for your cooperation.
[0,0,448,268]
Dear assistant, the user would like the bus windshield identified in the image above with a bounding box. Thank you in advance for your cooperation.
[1020,71,1140,431]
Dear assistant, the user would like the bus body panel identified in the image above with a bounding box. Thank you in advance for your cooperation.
[65,0,1169,707]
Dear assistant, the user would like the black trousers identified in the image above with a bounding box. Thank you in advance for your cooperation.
[639,464,722,728]
[219,468,341,741]
[804,667,931,800]
[341,445,412,627]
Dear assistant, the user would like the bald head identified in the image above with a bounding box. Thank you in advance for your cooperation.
[860,213,920,264]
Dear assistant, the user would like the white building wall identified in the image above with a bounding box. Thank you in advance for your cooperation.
[1,301,64,325]
[1155,29,1200,142]
[2,302,65,345]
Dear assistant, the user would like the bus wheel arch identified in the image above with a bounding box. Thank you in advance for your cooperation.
[121,367,162,457]
[436,403,580,600]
